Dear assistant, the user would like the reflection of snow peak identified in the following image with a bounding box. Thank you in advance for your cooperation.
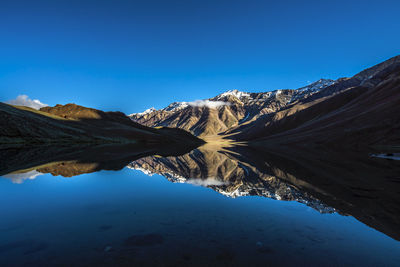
[128,160,335,214]
[126,166,155,176]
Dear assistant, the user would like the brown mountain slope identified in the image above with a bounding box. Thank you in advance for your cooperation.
[129,80,335,136]
[0,103,204,147]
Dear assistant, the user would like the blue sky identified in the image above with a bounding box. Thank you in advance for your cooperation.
[0,0,399,114]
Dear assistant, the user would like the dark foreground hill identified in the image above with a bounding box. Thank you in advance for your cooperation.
[0,103,204,147]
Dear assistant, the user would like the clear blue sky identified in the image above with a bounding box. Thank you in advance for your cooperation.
[0,0,399,114]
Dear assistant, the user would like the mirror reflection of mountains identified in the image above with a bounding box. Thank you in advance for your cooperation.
[2,144,400,242]
[128,147,335,214]
[128,145,400,242]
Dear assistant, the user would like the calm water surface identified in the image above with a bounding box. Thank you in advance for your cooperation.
[0,146,400,266]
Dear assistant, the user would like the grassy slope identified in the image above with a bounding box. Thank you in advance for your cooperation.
[0,103,204,146]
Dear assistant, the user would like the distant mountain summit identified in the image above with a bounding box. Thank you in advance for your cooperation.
[130,78,337,136]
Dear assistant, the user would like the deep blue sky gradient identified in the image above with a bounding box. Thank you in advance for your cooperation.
[1,0,399,113]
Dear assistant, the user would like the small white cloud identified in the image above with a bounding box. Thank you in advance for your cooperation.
[187,100,230,109]
[186,177,228,187]
[5,95,48,110]
[2,170,44,184]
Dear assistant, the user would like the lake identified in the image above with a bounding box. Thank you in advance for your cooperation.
[1,144,399,266]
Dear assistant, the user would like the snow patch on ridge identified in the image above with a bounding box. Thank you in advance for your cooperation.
[163,102,189,112]
[289,79,337,103]
[217,89,250,99]
[297,79,336,93]
[129,107,156,117]
[148,100,229,113]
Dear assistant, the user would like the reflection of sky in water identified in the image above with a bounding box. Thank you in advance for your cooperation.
[0,168,399,266]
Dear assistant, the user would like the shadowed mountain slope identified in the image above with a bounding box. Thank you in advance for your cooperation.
[227,56,400,149]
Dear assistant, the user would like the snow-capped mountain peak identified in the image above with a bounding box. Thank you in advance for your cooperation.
[162,102,189,112]
[217,89,250,99]
[129,107,156,117]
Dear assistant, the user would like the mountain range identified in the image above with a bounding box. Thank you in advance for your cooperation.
[130,55,400,149]
[129,79,337,137]
[2,55,398,151]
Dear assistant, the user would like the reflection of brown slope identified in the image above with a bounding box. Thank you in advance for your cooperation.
[37,162,100,177]
[0,103,204,146]
[0,141,201,177]
[226,145,400,241]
